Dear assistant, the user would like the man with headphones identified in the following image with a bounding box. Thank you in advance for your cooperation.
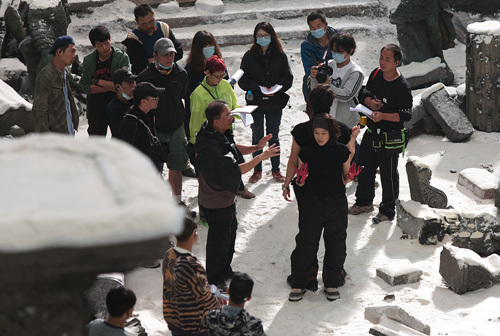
[32,35,79,135]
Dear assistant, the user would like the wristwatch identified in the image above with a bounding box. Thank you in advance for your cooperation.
[282,184,290,191]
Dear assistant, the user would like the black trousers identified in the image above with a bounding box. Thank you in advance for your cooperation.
[202,203,237,285]
[290,192,348,289]
[355,131,400,218]
[87,115,108,136]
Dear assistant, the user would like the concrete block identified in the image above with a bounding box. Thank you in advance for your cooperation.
[421,83,474,142]
[414,114,441,134]
[458,168,500,199]
[365,306,431,335]
[439,245,500,294]
[376,266,423,286]
[399,58,451,90]
[495,181,500,209]
[195,0,225,13]
[157,2,181,14]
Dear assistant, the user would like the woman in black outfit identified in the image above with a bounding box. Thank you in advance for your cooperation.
[239,22,293,183]
[288,114,361,302]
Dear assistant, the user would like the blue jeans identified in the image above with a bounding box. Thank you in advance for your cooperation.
[251,108,282,173]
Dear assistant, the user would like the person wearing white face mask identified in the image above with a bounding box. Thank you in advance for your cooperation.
[300,10,338,102]
[239,21,293,184]
[309,32,364,129]
[106,68,137,137]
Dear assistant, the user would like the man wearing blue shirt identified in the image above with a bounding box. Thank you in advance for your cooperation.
[300,10,338,102]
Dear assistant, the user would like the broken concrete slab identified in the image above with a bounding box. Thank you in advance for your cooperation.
[439,244,500,294]
[406,156,448,208]
[85,274,124,319]
[451,211,500,256]
[365,305,431,335]
[421,83,474,142]
[404,96,428,130]
[396,200,461,244]
[458,168,500,199]
[399,57,452,89]
[376,266,423,286]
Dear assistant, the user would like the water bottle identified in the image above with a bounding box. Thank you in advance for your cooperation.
[246,90,254,102]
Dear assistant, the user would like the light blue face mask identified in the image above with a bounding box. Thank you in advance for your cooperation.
[332,52,347,63]
[310,27,326,39]
[203,46,215,59]
[121,91,133,100]
[256,36,271,48]
[156,61,173,70]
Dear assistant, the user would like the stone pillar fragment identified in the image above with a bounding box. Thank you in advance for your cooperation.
[466,21,500,132]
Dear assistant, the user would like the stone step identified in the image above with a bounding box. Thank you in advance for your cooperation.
[69,0,390,52]
[158,0,387,29]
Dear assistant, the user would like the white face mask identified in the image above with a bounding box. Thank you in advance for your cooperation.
[121,91,133,100]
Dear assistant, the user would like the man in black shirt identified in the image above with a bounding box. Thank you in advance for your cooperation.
[107,68,137,137]
[348,44,412,223]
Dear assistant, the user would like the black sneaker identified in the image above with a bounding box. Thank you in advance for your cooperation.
[289,288,306,302]
[324,288,340,301]
[286,275,318,292]
[178,201,196,219]
[182,167,197,178]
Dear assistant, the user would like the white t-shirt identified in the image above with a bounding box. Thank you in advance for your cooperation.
[87,319,133,336]
[329,61,354,118]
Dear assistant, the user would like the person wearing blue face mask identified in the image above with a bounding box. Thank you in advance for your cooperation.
[106,67,137,137]
[309,32,364,129]
[137,38,190,207]
[300,10,339,102]
[239,21,294,184]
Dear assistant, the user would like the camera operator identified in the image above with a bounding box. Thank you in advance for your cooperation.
[309,32,364,129]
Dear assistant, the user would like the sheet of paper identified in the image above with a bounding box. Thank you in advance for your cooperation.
[232,105,258,114]
[350,104,374,120]
[260,84,283,95]
[232,112,254,127]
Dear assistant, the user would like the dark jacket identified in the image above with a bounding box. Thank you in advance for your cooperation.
[32,62,79,133]
[137,63,188,134]
[122,21,183,75]
[117,105,158,166]
[238,48,293,111]
[195,122,242,196]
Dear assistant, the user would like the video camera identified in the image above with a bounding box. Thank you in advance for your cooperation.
[315,49,333,83]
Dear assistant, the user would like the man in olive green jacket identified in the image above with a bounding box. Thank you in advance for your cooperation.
[33,35,79,135]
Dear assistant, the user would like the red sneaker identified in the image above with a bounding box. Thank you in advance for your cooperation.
[272,171,285,183]
[248,170,262,183]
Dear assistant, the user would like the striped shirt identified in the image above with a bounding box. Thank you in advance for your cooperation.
[163,247,221,335]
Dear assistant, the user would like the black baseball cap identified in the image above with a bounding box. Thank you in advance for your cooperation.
[133,82,165,100]
[112,68,138,85]
[229,272,254,301]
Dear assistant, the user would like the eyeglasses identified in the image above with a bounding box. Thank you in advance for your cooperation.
[211,72,225,79]
[221,113,233,120]
[256,33,270,38]
[146,97,159,101]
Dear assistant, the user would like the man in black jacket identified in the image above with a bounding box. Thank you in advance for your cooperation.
[195,100,279,289]
[137,38,189,204]
[118,82,164,171]
[122,4,183,75]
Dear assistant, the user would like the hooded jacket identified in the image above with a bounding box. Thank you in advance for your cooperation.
[205,305,266,336]
[195,122,242,209]
[137,62,188,134]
